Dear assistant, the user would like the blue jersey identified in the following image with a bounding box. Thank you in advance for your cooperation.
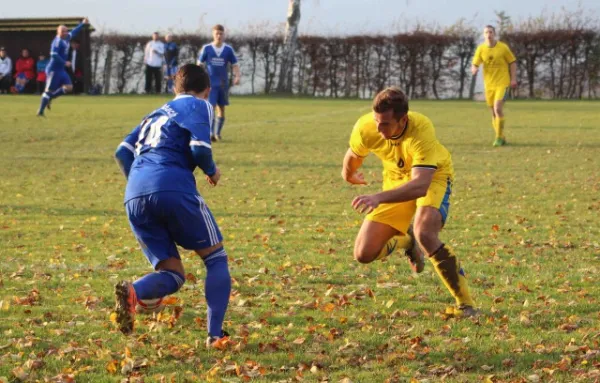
[47,23,85,73]
[124,95,214,202]
[164,42,179,67]
[198,43,238,88]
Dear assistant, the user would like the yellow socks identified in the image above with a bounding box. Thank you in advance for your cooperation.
[428,244,475,307]
[375,234,412,261]
[492,117,499,138]
[497,117,505,139]
[395,234,412,251]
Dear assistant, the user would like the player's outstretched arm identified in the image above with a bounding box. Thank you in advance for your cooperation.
[342,148,367,185]
[69,19,88,39]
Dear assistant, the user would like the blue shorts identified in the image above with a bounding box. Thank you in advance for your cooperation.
[208,86,229,107]
[45,70,71,92]
[125,191,223,268]
[166,65,178,77]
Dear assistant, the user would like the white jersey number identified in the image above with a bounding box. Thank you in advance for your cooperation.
[136,116,168,155]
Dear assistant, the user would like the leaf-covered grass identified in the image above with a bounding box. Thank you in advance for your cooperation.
[0,95,599,382]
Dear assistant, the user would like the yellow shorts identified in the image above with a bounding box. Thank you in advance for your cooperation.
[485,86,510,107]
[366,177,452,234]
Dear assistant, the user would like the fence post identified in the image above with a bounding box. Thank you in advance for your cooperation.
[103,49,113,95]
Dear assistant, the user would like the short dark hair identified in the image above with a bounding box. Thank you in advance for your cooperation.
[213,24,224,32]
[372,87,409,120]
[174,64,210,94]
[485,25,496,32]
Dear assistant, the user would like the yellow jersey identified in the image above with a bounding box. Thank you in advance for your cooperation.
[349,111,454,190]
[472,41,516,89]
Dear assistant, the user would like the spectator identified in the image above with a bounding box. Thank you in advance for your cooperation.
[67,39,84,94]
[0,47,12,94]
[163,34,179,94]
[36,53,49,94]
[14,48,36,93]
[143,32,164,94]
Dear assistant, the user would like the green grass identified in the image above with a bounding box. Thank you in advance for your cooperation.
[0,95,599,383]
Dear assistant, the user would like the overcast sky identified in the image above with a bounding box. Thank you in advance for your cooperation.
[2,0,598,35]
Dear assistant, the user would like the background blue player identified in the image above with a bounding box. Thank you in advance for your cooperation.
[197,24,241,142]
[113,64,232,347]
[163,34,179,94]
[37,18,89,116]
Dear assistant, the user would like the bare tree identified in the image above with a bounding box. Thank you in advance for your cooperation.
[276,0,301,93]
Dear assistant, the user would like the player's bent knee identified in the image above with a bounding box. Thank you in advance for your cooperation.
[156,257,185,277]
[195,242,224,259]
[494,105,504,117]
[353,247,377,264]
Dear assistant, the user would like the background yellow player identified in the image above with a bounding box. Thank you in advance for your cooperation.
[342,87,476,316]
[471,25,517,147]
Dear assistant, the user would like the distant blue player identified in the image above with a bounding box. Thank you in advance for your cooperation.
[37,18,88,116]
[197,24,241,142]
[163,34,179,94]
[113,64,232,348]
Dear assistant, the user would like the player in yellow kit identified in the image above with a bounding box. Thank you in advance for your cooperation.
[471,25,517,147]
[342,87,476,316]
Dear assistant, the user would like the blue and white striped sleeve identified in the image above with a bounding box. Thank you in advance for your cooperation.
[68,23,86,40]
[115,125,140,178]
[228,45,238,65]
[185,100,216,175]
[197,45,208,65]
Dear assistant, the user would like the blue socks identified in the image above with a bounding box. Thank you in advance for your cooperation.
[132,270,185,300]
[38,93,51,114]
[215,117,225,137]
[204,247,231,337]
[129,248,230,338]
[51,87,66,99]
[38,88,67,114]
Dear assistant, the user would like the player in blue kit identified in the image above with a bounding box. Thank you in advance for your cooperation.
[37,18,89,116]
[197,24,241,141]
[113,64,232,348]
[163,34,179,94]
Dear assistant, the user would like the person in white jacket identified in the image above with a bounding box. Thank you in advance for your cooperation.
[144,32,165,94]
[0,47,12,94]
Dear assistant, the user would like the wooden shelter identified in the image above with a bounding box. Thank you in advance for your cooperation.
[0,17,94,92]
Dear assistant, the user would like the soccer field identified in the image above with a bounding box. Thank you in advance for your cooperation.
[1,96,599,382]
